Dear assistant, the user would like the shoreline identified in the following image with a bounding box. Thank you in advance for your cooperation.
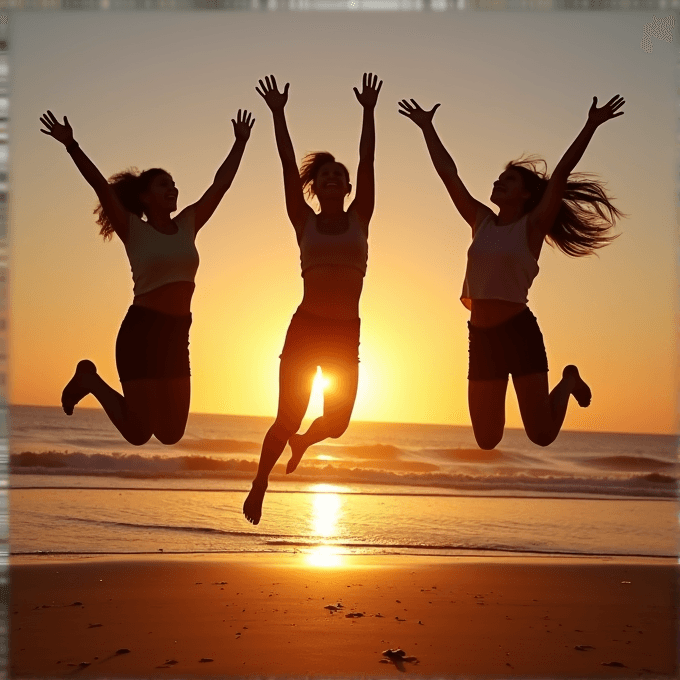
[10,551,678,567]
[10,553,679,677]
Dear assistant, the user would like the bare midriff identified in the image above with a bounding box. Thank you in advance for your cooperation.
[300,265,364,320]
[133,281,195,316]
[469,299,527,329]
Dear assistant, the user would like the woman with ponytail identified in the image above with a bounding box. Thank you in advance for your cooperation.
[399,95,625,449]
[40,108,254,445]
[243,73,381,525]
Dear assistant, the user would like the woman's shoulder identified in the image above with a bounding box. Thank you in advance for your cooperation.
[347,205,370,232]
[473,208,496,233]
[297,209,317,237]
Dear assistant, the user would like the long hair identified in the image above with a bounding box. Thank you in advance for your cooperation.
[299,152,350,201]
[94,167,169,241]
[507,155,625,257]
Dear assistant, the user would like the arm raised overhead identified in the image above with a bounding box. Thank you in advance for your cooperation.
[398,99,491,231]
[39,110,131,241]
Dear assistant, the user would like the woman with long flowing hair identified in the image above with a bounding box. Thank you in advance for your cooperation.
[243,73,381,525]
[40,108,254,445]
[399,95,625,449]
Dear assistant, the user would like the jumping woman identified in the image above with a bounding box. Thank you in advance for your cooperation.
[40,108,254,445]
[399,95,625,450]
[243,73,381,525]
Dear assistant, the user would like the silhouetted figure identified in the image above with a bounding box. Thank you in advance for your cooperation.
[243,73,381,525]
[400,95,625,449]
[40,108,254,445]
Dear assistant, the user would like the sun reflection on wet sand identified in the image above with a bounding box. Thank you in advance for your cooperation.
[305,544,344,567]
[304,484,349,567]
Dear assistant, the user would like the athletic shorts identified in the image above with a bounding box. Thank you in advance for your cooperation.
[280,307,360,367]
[467,307,548,381]
[116,305,192,382]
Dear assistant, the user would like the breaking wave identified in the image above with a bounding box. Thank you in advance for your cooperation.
[10,450,678,499]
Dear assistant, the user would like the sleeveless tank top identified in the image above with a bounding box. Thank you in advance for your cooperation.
[299,210,368,276]
[460,212,539,310]
[123,212,200,296]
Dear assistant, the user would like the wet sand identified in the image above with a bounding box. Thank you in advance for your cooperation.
[9,554,678,677]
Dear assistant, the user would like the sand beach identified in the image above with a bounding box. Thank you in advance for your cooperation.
[9,554,678,678]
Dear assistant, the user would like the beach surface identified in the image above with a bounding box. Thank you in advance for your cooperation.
[9,554,678,678]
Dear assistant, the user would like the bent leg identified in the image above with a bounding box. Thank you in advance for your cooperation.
[287,362,359,473]
[74,366,154,445]
[244,358,316,525]
[513,365,590,447]
[468,379,508,450]
[149,377,191,445]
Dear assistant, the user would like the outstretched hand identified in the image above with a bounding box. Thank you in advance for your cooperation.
[256,75,289,111]
[39,110,74,145]
[353,73,382,109]
[587,94,625,127]
[398,99,440,128]
[232,109,255,141]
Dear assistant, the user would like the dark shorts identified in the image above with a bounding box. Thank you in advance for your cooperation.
[116,305,192,382]
[280,307,361,368]
[467,307,548,381]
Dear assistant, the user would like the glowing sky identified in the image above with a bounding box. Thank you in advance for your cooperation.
[10,7,677,434]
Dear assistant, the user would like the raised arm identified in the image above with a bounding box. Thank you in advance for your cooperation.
[185,109,255,235]
[256,75,311,233]
[39,110,130,240]
[350,72,382,226]
[398,100,490,230]
[528,94,625,237]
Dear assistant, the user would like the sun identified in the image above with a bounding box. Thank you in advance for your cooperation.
[307,367,331,417]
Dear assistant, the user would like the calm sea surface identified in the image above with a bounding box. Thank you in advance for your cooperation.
[8,405,679,560]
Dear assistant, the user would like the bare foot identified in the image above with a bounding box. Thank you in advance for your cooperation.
[243,480,268,525]
[61,360,97,415]
[286,434,308,474]
[564,365,591,407]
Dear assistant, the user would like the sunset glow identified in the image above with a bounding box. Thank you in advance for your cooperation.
[11,11,676,434]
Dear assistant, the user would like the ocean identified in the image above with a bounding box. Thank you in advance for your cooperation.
[8,405,679,560]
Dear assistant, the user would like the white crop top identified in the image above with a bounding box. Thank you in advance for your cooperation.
[123,212,200,296]
[461,212,539,310]
[299,210,369,276]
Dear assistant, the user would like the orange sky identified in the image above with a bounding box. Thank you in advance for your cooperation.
[10,9,678,434]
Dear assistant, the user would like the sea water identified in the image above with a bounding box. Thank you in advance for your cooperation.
[9,405,679,559]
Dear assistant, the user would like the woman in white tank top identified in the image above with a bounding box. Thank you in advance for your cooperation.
[40,108,254,446]
[400,95,625,450]
[243,74,381,525]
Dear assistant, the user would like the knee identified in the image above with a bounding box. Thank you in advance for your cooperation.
[473,427,502,450]
[155,427,185,446]
[272,418,302,440]
[527,430,555,448]
[475,436,501,451]
[127,431,153,447]
[326,416,351,439]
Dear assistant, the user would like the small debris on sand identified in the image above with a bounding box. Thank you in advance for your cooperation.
[199,658,213,663]
[70,601,83,606]
[382,649,406,658]
[115,648,131,655]
[345,612,364,618]
[601,661,626,667]
[88,623,103,628]
[381,648,419,665]
[574,645,595,651]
